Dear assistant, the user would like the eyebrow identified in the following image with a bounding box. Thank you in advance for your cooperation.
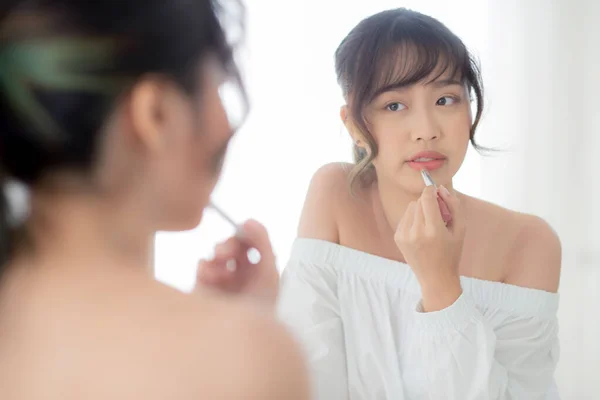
[373,78,464,99]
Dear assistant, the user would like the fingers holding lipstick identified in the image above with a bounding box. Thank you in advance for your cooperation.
[420,186,445,229]
[438,185,465,234]
[197,237,248,290]
[196,219,280,307]
[394,186,466,290]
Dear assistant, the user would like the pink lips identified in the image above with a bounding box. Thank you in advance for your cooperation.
[407,151,447,171]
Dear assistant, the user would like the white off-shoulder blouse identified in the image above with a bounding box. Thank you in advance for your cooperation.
[277,238,561,400]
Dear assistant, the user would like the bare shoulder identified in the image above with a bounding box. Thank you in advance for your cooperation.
[4,270,309,399]
[297,162,355,242]
[507,211,561,292]
[468,198,561,292]
[157,291,310,400]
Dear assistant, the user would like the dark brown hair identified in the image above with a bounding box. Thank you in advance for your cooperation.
[0,0,246,273]
[334,8,484,188]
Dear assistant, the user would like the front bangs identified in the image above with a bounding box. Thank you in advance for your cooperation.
[369,41,467,100]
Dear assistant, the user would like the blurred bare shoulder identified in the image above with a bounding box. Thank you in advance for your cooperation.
[0,270,309,400]
[143,286,311,400]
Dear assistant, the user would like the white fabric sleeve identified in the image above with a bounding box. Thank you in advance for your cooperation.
[277,262,349,400]
[412,292,560,400]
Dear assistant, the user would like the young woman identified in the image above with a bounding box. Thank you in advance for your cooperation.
[276,8,561,399]
[0,1,308,399]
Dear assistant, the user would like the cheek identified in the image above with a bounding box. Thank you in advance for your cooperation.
[198,87,232,158]
[182,113,230,208]
[369,116,406,162]
[442,107,471,140]
[445,114,471,172]
[371,110,412,140]
[456,114,473,146]
[202,79,232,137]
[163,107,211,199]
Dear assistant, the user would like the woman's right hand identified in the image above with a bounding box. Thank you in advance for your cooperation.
[195,220,279,308]
[394,186,465,311]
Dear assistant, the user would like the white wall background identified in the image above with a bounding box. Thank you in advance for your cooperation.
[482,1,599,397]
[155,0,599,397]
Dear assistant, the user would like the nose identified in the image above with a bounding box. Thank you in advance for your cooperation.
[410,108,441,142]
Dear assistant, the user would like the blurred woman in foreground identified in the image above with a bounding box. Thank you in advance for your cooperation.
[0,1,308,399]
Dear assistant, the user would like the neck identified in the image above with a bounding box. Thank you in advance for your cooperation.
[375,176,455,232]
[19,186,155,274]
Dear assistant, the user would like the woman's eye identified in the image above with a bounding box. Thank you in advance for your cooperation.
[436,96,458,106]
[386,102,406,112]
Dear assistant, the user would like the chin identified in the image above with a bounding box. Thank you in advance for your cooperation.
[391,175,429,195]
[192,205,209,229]
[410,182,427,195]
[189,208,206,229]
[160,208,206,232]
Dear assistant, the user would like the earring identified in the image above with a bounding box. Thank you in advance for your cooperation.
[354,138,369,159]
[357,146,367,159]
